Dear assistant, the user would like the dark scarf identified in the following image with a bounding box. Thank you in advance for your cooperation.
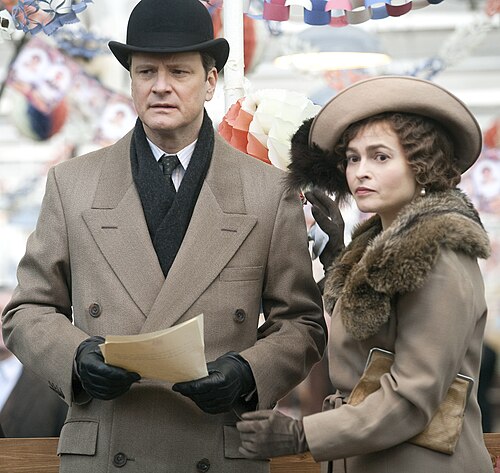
[130,110,214,277]
[323,190,490,340]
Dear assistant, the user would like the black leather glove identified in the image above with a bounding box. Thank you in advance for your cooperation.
[75,336,140,400]
[305,188,345,271]
[237,410,308,459]
[172,351,256,414]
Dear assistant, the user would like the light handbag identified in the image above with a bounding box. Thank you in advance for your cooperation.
[347,348,473,455]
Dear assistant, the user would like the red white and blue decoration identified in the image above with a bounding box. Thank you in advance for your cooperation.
[10,0,92,36]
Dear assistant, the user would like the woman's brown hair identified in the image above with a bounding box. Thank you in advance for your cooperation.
[332,112,462,203]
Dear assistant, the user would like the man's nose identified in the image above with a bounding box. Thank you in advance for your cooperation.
[152,72,172,93]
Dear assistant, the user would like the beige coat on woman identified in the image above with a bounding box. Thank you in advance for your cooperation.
[303,190,493,473]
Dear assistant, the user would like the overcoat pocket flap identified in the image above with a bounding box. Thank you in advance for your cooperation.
[57,419,99,456]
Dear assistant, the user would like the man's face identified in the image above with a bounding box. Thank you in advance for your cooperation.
[130,51,217,149]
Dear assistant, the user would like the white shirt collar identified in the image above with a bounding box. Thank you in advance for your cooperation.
[147,138,197,171]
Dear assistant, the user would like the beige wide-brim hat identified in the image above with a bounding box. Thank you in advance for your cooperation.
[309,75,482,173]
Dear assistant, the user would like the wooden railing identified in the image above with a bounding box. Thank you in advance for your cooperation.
[1,434,500,473]
[0,438,59,473]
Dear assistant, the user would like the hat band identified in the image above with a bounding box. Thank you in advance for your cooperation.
[127,31,213,50]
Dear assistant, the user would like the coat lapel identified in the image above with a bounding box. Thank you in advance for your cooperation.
[82,132,164,318]
[82,133,256,330]
[140,136,257,332]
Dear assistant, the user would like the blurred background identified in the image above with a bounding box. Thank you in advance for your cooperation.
[0,0,499,431]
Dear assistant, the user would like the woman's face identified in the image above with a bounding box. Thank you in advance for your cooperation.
[345,121,420,229]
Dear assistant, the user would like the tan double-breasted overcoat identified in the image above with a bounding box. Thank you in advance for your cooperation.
[2,132,326,473]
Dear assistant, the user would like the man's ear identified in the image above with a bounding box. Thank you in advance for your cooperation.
[205,68,218,101]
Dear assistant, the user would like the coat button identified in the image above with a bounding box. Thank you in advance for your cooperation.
[233,308,246,323]
[88,303,101,318]
[112,452,127,467]
[196,458,210,472]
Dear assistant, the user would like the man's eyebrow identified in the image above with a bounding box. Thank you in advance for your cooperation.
[132,62,155,69]
[165,62,192,68]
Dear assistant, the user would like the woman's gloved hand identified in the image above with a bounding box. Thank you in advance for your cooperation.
[305,188,345,271]
[237,410,308,459]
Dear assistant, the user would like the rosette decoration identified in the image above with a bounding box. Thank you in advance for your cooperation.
[218,89,320,171]
[11,0,92,36]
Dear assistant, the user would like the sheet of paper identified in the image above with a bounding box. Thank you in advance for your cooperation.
[100,313,208,383]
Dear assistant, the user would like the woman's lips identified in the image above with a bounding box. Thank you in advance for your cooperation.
[355,187,375,196]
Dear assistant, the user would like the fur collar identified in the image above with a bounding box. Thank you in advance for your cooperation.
[323,190,490,340]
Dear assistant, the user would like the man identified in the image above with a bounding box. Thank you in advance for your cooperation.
[0,288,68,438]
[2,0,325,471]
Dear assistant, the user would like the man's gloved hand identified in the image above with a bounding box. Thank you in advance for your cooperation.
[75,336,140,400]
[172,351,256,414]
[305,188,345,271]
[237,410,308,459]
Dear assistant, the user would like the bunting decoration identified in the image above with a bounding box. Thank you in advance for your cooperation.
[10,0,93,36]
[204,0,445,27]
[52,26,110,59]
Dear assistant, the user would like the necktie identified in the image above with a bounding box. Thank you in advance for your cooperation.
[159,154,180,194]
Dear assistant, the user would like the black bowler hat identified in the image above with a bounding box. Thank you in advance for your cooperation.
[109,0,230,72]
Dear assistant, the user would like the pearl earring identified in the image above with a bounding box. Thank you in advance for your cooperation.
[420,187,426,197]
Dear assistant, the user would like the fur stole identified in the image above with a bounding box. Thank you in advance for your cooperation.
[323,189,490,340]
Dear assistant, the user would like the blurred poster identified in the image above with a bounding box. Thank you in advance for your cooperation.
[461,147,500,349]
[8,38,76,114]
[7,36,137,146]
[93,97,137,146]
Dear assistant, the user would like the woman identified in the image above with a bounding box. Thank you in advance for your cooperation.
[237,76,493,472]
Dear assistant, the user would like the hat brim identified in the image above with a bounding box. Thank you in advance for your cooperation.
[108,37,230,72]
[309,76,482,173]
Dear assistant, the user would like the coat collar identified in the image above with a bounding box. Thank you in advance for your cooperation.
[324,190,490,340]
[90,133,246,215]
[91,131,134,209]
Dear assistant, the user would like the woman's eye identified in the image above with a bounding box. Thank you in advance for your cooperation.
[346,155,359,164]
[375,153,389,162]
